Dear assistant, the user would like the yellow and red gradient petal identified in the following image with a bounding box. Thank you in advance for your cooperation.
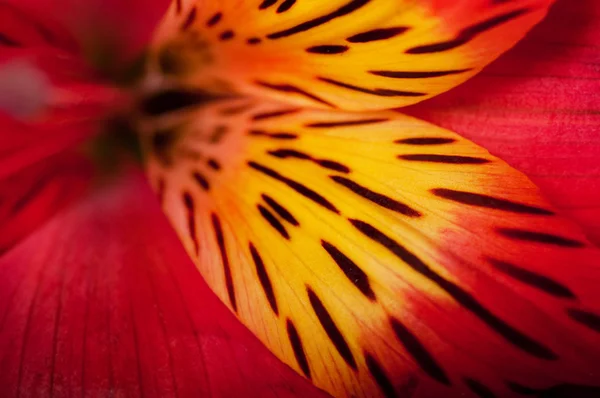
[0,170,328,398]
[144,98,600,398]
[148,0,554,111]
[407,0,600,246]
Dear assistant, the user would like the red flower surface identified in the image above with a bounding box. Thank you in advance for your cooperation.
[0,1,599,397]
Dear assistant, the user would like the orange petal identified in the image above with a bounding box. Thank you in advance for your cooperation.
[147,0,554,110]
[143,98,600,398]
[407,0,600,246]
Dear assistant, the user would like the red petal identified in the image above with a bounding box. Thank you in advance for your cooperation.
[0,152,92,255]
[407,0,600,245]
[0,170,328,398]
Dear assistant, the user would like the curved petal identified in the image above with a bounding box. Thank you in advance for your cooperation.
[146,0,554,110]
[143,98,600,398]
[406,0,600,246]
[0,169,328,398]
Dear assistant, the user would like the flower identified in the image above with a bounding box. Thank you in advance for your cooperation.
[1,0,599,397]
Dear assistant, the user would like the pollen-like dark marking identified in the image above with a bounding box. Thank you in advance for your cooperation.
[247,37,262,45]
[331,176,421,217]
[321,240,375,300]
[259,0,278,9]
[347,27,409,43]
[183,192,199,255]
[372,69,471,79]
[248,130,298,140]
[249,243,278,315]
[306,45,349,54]
[277,0,296,13]
[206,12,222,27]
[251,109,301,121]
[406,8,530,54]
[399,154,490,164]
[567,309,600,334]
[255,81,335,108]
[318,76,426,97]
[496,228,585,248]
[307,287,357,370]
[395,137,456,145]
[262,194,299,226]
[212,213,237,312]
[389,317,450,385]
[181,7,197,31]
[192,171,210,191]
[207,158,221,171]
[488,258,575,299]
[210,125,229,143]
[268,149,351,173]
[286,319,312,379]
[432,188,554,215]
[219,30,235,41]
[141,89,216,116]
[464,378,497,398]
[258,204,290,239]
[539,384,600,397]
[306,118,389,128]
[364,353,396,398]
[351,219,558,360]
[248,161,340,213]
[268,0,371,39]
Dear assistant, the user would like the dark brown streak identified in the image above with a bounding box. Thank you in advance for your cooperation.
[268,149,350,173]
[347,27,409,43]
[249,243,279,315]
[371,69,471,79]
[488,258,576,299]
[364,353,397,398]
[395,137,456,145]
[286,319,312,379]
[262,194,299,226]
[206,12,222,27]
[183,192,199,255]
[464,378,497,398]
[306,45,349,54]
[399,154,490,164]
[496,228,585,248]
[331,176,421,217]
[389,317,451,385]
[321,240,375,300]
[566,309,600,334]
[431,188,555,215]
[211,214,237,312]
[180,7,197,31]
[318,76,426,97]
[277,0,296,13]
[307,287,357,369]
[267,0,372,39]
[350,219,558,360]
[305,118,388,128]
[257,204,290,239]
[251,109,302,121]
[248,161,340,213]
[255,80,336,108]
[192,171,210,191]
[406,8,530,54]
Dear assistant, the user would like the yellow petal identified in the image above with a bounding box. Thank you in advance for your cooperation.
[147,0,554,110]
[142,97,600,398]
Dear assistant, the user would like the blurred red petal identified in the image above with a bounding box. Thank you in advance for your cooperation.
[408,0,600,245]
[0,153,92,255]
[0,170,327,398]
